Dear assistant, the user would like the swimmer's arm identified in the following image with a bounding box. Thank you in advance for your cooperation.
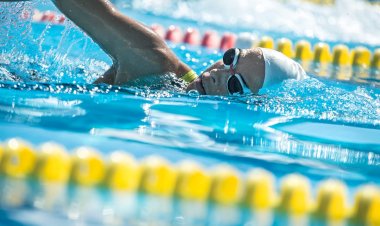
[93,63,116,85]
[52,0,191,84]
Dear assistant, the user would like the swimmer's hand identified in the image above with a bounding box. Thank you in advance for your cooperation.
[0,0,30,1]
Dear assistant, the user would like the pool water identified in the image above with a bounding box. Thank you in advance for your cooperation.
[0,0,379,225]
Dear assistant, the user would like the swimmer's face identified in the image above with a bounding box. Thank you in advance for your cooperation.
[186,48,265,95]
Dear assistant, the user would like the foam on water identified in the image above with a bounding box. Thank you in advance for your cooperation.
[0,2,33,48]
[257,77,380,125]
[128,0,380,46]
[1,78,379,178]
[0,44,379,128]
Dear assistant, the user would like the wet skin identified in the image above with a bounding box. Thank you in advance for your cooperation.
[186,48,266,95]
[1,0,265,96]
[51,0,191,85]
[46,0,266,95]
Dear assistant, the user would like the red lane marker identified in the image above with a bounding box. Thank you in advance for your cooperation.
[183,28,200,45]
[31,13,240,51]
[32,10,43,22]
[201,30,220,49]
[151,24,165,38]
[220,33,236,51]
[41,11,55,23]
[165,25,183,43]
[57,15,65,24]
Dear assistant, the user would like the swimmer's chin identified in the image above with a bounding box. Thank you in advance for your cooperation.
[186,77,206,95]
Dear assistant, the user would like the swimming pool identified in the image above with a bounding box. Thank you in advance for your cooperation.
[0,0,379,225]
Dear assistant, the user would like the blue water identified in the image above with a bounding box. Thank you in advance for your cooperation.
[0,1,379,225]
[1,0,380,181]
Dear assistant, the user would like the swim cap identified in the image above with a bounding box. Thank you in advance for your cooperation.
[260,48,307,88]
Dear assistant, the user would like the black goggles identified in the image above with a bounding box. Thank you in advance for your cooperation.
[222,48,252,95]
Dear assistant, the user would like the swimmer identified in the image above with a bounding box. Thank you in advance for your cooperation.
[2,0,307,95]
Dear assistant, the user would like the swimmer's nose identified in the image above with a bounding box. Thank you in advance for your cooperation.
[202,71,215,83]
[208,68,230,85]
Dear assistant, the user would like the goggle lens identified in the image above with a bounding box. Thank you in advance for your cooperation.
[223,48,237,66]
[227,75,243,95]
[223,48,252,95]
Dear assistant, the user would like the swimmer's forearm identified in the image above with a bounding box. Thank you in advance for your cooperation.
[53,0,191,78]
[52,0,165,58]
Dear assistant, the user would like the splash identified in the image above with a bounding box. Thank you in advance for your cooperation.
[0,0,379,128]
[0,51,109,84]
[253,77,380,126]
[126,72,189,93]
[0,0,112,84]
[0,1,33,49]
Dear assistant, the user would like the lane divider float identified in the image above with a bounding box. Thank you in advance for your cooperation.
[32,10,65,24]
[30,10,380,79]
[0,138,379,225]
[183,28,200,46]
[201,30,220,49]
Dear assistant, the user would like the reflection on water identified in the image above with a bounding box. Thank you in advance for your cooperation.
[0,1,379,226]
[0,175,354,226]
[0,78,378,184]
[0,0,378,195]
[308,62,380,86]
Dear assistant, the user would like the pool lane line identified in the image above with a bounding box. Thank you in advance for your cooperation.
[30,9,380,78]
[0,138,379,225]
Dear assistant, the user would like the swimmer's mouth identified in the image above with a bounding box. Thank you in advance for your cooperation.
[186,76,206,95]
[194,77,206,95]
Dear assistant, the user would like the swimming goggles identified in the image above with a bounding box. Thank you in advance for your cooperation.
[223,48,252,95]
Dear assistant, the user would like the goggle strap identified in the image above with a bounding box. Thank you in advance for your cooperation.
[231,48,240,68]
[234,74,251,94]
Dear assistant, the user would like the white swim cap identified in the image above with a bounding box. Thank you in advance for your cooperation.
[260,48,307,88]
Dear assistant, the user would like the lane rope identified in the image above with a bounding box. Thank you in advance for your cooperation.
[0,138,379,224]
